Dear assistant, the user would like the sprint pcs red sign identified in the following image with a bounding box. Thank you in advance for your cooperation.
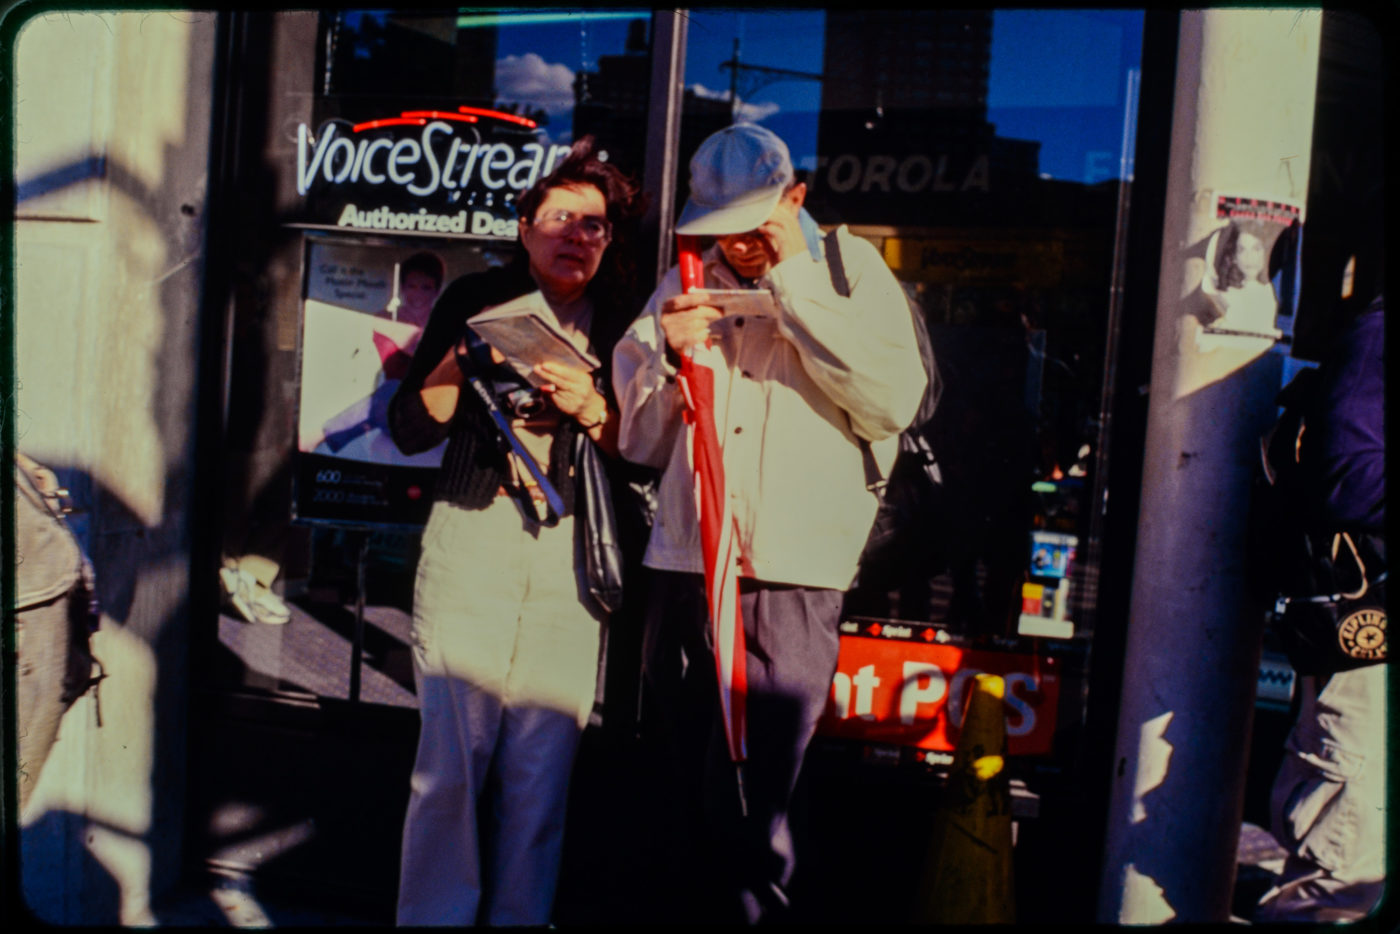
[295,104,573,238]
[817,621,1061,756]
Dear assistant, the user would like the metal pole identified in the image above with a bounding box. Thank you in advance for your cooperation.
[641,10,688,289]
[1097,10,1322,923]
[729,37,739,122]
[349,531,369,705]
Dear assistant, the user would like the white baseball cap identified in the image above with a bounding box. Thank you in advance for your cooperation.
[675,123,794,236]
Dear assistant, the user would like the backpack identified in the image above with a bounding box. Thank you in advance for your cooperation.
[1245,366,1387,674]
[14,454,105,714]
[822,228,943,582]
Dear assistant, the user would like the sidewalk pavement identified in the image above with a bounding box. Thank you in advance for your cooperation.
[151,872,387,927]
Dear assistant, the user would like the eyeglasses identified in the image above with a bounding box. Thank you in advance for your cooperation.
[531,209,612,243]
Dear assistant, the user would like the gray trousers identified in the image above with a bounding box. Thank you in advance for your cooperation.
[643,571,842,924]
[1256,665,1387,922]
[16,598,73,818]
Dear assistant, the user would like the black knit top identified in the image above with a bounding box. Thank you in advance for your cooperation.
[387,254,634,515]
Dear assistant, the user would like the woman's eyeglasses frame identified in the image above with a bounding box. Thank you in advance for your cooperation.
[528,209,612,244]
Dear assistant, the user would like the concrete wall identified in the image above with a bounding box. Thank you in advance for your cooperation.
[13,10,216,924]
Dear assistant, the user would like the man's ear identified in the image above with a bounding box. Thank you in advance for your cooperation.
[784,182,807,211]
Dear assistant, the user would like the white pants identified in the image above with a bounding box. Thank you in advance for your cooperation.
[396,498,603,926]
[1256,664,1387,922]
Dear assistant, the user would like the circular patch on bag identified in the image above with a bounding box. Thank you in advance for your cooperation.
[1337,608,1386,662]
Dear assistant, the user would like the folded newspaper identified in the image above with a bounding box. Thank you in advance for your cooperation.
[467,291,600,387]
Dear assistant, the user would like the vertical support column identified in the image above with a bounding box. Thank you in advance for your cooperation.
[12,10,221,923]
[642,10,689,289]
[1097,9,1322,924]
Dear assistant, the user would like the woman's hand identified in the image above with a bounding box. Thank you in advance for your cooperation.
[535,361,604,422]
[659,290,724,355]
[536,361,618,456]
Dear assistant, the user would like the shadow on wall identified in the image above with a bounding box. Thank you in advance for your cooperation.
[11,12,222,924]
[14,464,185,925]
[13,13,417,920]
[18,809,122,924]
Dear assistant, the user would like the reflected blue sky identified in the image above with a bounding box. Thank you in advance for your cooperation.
[988,9,1142,183]
[679,8,1143,184]
[351,8,1144,185]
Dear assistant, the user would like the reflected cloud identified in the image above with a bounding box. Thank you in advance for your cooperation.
[689,82,781,122]
[496,52,575,116]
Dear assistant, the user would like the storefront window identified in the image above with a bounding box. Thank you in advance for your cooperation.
[214,9,655,706]
[682,7,1142,626]
[214,8,1144,726]
[675,9,1143,765]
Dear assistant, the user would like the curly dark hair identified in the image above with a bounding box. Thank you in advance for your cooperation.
[1214,221,1270,290]
[514,135,649,305]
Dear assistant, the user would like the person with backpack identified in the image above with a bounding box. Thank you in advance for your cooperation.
[1252,289,1386,923]
[612,123,926,923]
[14,452,102,817]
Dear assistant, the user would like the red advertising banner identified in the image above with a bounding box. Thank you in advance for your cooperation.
[817,622,1061,756]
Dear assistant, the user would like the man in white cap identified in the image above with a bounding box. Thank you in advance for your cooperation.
[612,123,926,922]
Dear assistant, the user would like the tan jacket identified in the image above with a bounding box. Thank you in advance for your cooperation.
[612,226,926,589]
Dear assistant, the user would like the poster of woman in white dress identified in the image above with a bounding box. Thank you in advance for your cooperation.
[1192,196,1300,353]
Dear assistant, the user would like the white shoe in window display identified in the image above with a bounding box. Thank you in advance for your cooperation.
[220,558,292,625]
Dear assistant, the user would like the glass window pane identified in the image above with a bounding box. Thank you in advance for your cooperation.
[680,9,1144,648]
[215,9,655,705]
[319,9,655,177]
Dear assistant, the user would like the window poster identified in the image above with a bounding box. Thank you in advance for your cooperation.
[293,236,513,526]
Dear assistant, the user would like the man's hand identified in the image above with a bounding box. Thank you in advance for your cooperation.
[660,290,724,355]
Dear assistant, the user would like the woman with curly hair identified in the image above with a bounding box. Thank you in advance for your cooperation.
[388,137,647,926]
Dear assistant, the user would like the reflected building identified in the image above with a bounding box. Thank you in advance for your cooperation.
[572,18,730,189]
[324,12,497,101]
[570,18,651,175]
[811,12,1118,630]
[812,9,1042,228]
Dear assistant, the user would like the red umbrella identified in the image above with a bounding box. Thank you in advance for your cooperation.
[675,235,748,812]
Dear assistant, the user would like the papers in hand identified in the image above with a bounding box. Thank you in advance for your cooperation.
[700,288,778,319]
[467,291,600,387]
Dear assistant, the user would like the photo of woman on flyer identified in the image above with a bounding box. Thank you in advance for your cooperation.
[1203,220,1280,335]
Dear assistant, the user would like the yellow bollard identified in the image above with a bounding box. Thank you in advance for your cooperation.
[913,672,1016,924]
